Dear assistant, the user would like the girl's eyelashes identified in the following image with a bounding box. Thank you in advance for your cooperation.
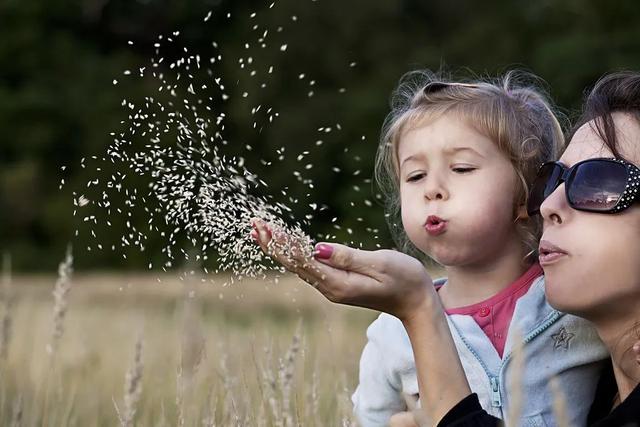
[451,165,476,174]
[405,172,426,183]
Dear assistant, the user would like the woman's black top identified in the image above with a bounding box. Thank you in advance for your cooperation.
[437,361,640,427]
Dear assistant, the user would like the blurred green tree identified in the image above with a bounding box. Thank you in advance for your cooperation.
[2,0,640,270]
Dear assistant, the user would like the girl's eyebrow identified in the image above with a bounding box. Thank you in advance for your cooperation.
[443,146,486,159]
[399,153,425,168]
[400,146,484,168]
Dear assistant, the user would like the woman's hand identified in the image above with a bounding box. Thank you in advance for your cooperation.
[250,218,437,321]
[389,412,419,427]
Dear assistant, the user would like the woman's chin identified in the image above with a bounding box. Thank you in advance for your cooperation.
[545,274,592,316]
[544,276,582,314]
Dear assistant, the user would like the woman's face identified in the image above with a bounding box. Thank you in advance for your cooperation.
[540,113,640,321]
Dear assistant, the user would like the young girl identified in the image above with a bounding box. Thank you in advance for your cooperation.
[252,71,608,426]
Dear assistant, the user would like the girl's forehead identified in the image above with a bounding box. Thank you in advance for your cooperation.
[397,113,495,155]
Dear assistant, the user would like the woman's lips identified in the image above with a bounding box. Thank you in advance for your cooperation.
[538,239,568,266]
[425,215,447,236]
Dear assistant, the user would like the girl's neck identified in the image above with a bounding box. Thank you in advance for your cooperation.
[438,237,531,310]
[593,311,640,403]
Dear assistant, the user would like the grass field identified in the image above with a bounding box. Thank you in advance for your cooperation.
[0,269,385,426]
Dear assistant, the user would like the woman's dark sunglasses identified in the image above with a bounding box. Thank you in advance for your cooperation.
[527,157,640,215]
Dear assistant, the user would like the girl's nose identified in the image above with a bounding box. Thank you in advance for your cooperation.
[424,177,448,201]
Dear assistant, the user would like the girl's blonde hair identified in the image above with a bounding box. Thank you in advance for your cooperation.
[375,70,565,261]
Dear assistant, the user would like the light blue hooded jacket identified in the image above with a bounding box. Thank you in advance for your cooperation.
[352,276,608,427]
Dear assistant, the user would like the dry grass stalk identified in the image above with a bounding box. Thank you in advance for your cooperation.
[176,364,185,427]
[549,377,570,427]
[177,295,206,427]
[9,395,23,427]
[339,373,356,427]
[506,329,525,425]
[200,386,217,427]
[279,322,301,427]
[218,351,241,426]
[309,366,319,425]
[116,334,144,427]
[0,253,13,360]
[262,343,283,427]
[157,401,168,427]
[256,399,267,427]
[47,246,74,357]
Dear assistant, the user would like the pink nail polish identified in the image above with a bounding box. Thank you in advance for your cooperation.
[314,243,333,259]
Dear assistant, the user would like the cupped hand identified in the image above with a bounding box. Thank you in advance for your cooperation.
[250,218,438,322]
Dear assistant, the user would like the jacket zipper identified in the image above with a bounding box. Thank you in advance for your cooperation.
[449,309,563,410]
[490,376,501,407]
[495,310,563,409]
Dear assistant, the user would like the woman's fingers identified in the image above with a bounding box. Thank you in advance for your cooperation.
[389,411,419,427]
[250,218,272,254]
[250,219,384,304]
[302,261,382,305]
[251,218,302,269]
[314,242,387,280]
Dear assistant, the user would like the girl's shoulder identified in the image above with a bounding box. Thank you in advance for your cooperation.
[366,312,413,346]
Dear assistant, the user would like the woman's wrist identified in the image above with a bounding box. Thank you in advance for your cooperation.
[399,289,445,328]
[399,289,473,424]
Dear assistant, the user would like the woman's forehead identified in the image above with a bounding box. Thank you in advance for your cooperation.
[560,113,640,166]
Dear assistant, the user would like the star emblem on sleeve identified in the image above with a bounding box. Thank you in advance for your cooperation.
[551,327,575,350]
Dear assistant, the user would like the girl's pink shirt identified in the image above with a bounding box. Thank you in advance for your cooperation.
[437,263,544,358]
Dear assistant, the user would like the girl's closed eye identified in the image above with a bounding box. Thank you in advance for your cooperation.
[451,165,476,174]
[406,172,426,183]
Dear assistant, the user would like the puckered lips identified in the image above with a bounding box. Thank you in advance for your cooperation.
[424,215,447,236]
[538,239,568,266]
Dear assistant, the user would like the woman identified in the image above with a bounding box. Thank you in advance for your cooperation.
[252,71,640,425]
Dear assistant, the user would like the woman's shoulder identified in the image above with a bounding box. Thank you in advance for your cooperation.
[588,360,640,426]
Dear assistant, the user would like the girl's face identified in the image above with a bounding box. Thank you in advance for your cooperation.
[397,112,523,267]
[540,113,640,320]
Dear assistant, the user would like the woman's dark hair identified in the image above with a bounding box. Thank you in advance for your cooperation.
[572,71,640,159]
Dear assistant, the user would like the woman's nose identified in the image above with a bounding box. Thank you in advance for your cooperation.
[540,183,568,225]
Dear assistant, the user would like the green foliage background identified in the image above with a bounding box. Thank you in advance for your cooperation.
[2,0,640,271]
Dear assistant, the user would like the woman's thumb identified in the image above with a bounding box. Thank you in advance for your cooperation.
[314,242,354,268]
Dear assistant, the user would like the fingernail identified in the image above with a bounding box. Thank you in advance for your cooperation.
[314,243,333,259]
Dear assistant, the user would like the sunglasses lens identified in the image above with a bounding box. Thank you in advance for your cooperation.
[568,161,628,211]
[528,163,562,214]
